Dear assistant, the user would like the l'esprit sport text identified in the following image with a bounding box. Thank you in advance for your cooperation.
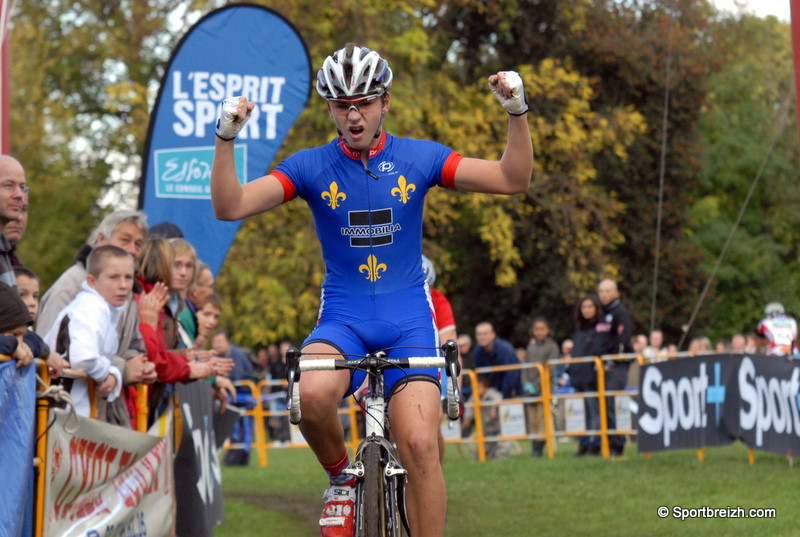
[171,71,286,139]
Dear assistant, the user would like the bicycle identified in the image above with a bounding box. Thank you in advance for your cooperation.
[285,340,461,537]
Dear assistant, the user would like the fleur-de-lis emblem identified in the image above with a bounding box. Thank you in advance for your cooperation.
[321,181,346,209]
[391,175,416,204]
[358,254,387,282]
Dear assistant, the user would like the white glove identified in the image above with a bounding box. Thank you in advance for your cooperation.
[489,71,528,116]
[215,97,251,141]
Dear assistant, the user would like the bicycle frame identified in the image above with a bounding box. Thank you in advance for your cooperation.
[285,340,460,537]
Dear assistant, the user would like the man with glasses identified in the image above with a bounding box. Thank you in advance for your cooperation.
[211,43,532,537]
[0,155,29,287]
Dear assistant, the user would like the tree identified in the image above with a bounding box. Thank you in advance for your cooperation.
[9,0,218,286]
[692,13,799,341]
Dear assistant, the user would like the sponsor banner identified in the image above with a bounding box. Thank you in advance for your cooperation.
[637,354,800,455]
[499,402,527,437]
[174,382,224,536]
[42,406,174,537]
[724,355,800,455]
[637,355,736,452]
[564,398,585,433]
[614,395,633,431]
[0,361,36,537]
[139,4,311,275]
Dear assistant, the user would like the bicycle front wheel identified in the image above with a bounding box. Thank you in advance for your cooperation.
[362,442,387,536]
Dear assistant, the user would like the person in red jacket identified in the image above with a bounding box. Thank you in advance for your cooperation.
[135,238,232,421]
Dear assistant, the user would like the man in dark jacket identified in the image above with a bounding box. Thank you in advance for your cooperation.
[597,278,634,456]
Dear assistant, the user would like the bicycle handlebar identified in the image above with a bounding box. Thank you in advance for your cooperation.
[285,340,461,425]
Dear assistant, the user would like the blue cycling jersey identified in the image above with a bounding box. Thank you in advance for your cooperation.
[273,131,461,297]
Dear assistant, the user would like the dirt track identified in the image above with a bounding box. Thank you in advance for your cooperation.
[227,492,320,532]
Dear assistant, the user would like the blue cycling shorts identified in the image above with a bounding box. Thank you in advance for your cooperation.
[302,286,442,397]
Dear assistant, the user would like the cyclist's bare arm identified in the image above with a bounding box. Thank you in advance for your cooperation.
[211,97,285,220]
[452,72,533,195]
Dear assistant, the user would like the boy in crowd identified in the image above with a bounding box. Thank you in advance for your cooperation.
[43,245,135,417]
[0,281,34,365]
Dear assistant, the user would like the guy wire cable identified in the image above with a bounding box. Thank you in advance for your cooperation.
[649,6,674,335]
[677,83,795,350]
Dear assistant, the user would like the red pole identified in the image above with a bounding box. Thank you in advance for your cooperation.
[1,1,9,154]
[792,0,800,142]
[1,35,9,154]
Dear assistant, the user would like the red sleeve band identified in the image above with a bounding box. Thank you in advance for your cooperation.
[271,169,297,203]
[440,152,463,190]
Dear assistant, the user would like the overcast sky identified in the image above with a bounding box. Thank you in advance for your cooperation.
[713,0,792,22]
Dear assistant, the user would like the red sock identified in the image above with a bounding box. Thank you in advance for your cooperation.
[322,452,354,486]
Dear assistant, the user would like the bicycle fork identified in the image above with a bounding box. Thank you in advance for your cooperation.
[345,362,412,537]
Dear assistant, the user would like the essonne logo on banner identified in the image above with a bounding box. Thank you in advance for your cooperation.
[154,144,245,199]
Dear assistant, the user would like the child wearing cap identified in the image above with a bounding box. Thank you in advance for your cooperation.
[43,245,135,416]
[0,281,34,367]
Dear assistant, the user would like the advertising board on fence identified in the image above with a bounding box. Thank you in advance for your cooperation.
[42,406,174,537]
[636,354,800,455]
[0,361,36,537]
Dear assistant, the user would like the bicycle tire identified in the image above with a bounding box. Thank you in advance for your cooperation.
[362,442,387,537]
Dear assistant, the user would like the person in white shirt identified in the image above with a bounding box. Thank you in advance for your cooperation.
[44,245,135,417]
[757,302,799,357]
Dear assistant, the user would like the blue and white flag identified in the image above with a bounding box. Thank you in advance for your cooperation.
[140,5,311,275]
[0,361,36,537]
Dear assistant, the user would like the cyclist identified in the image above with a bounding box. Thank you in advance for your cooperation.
[757,302,799,357]
[211,43,532,537]
[422,254,457,462]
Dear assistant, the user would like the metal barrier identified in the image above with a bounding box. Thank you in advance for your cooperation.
[223,377,362,467]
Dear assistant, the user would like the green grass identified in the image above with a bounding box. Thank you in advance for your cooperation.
[216,441,799,537]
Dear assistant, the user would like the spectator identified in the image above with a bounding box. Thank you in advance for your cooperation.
[473,321,523,399]
[0,155,27,286]
[731,334,746,354]
[457,333,475,401]
[597,278,634,456]
[0,281,34,367]
[756,302,798,357]
[569,294,607,456]
[552,338,574,435]
[643,329,668,363]
[43,246,133,417]
[135,238,230,423]
[148,221,184,239]
[37,209,155,426]
[688,336,712,355]
[632,333,648,355]
[169,238,198,348]
[177,261,215,346]
[214,330,257,466]
[213,331,256,384]
[3,192,27,268]
[14,267,67,379]
[744,332,758,354]
[715,339,729,353]
[524,316,559,457]
[462,375,511,460]
[14,266,39,320]
[194,292,223,349]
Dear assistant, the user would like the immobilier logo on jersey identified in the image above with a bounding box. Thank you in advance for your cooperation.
[341,208,401,247]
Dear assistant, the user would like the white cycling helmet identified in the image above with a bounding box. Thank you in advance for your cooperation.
[765,302,785,316]
[316,43,393,100]
[421,255,436,287]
